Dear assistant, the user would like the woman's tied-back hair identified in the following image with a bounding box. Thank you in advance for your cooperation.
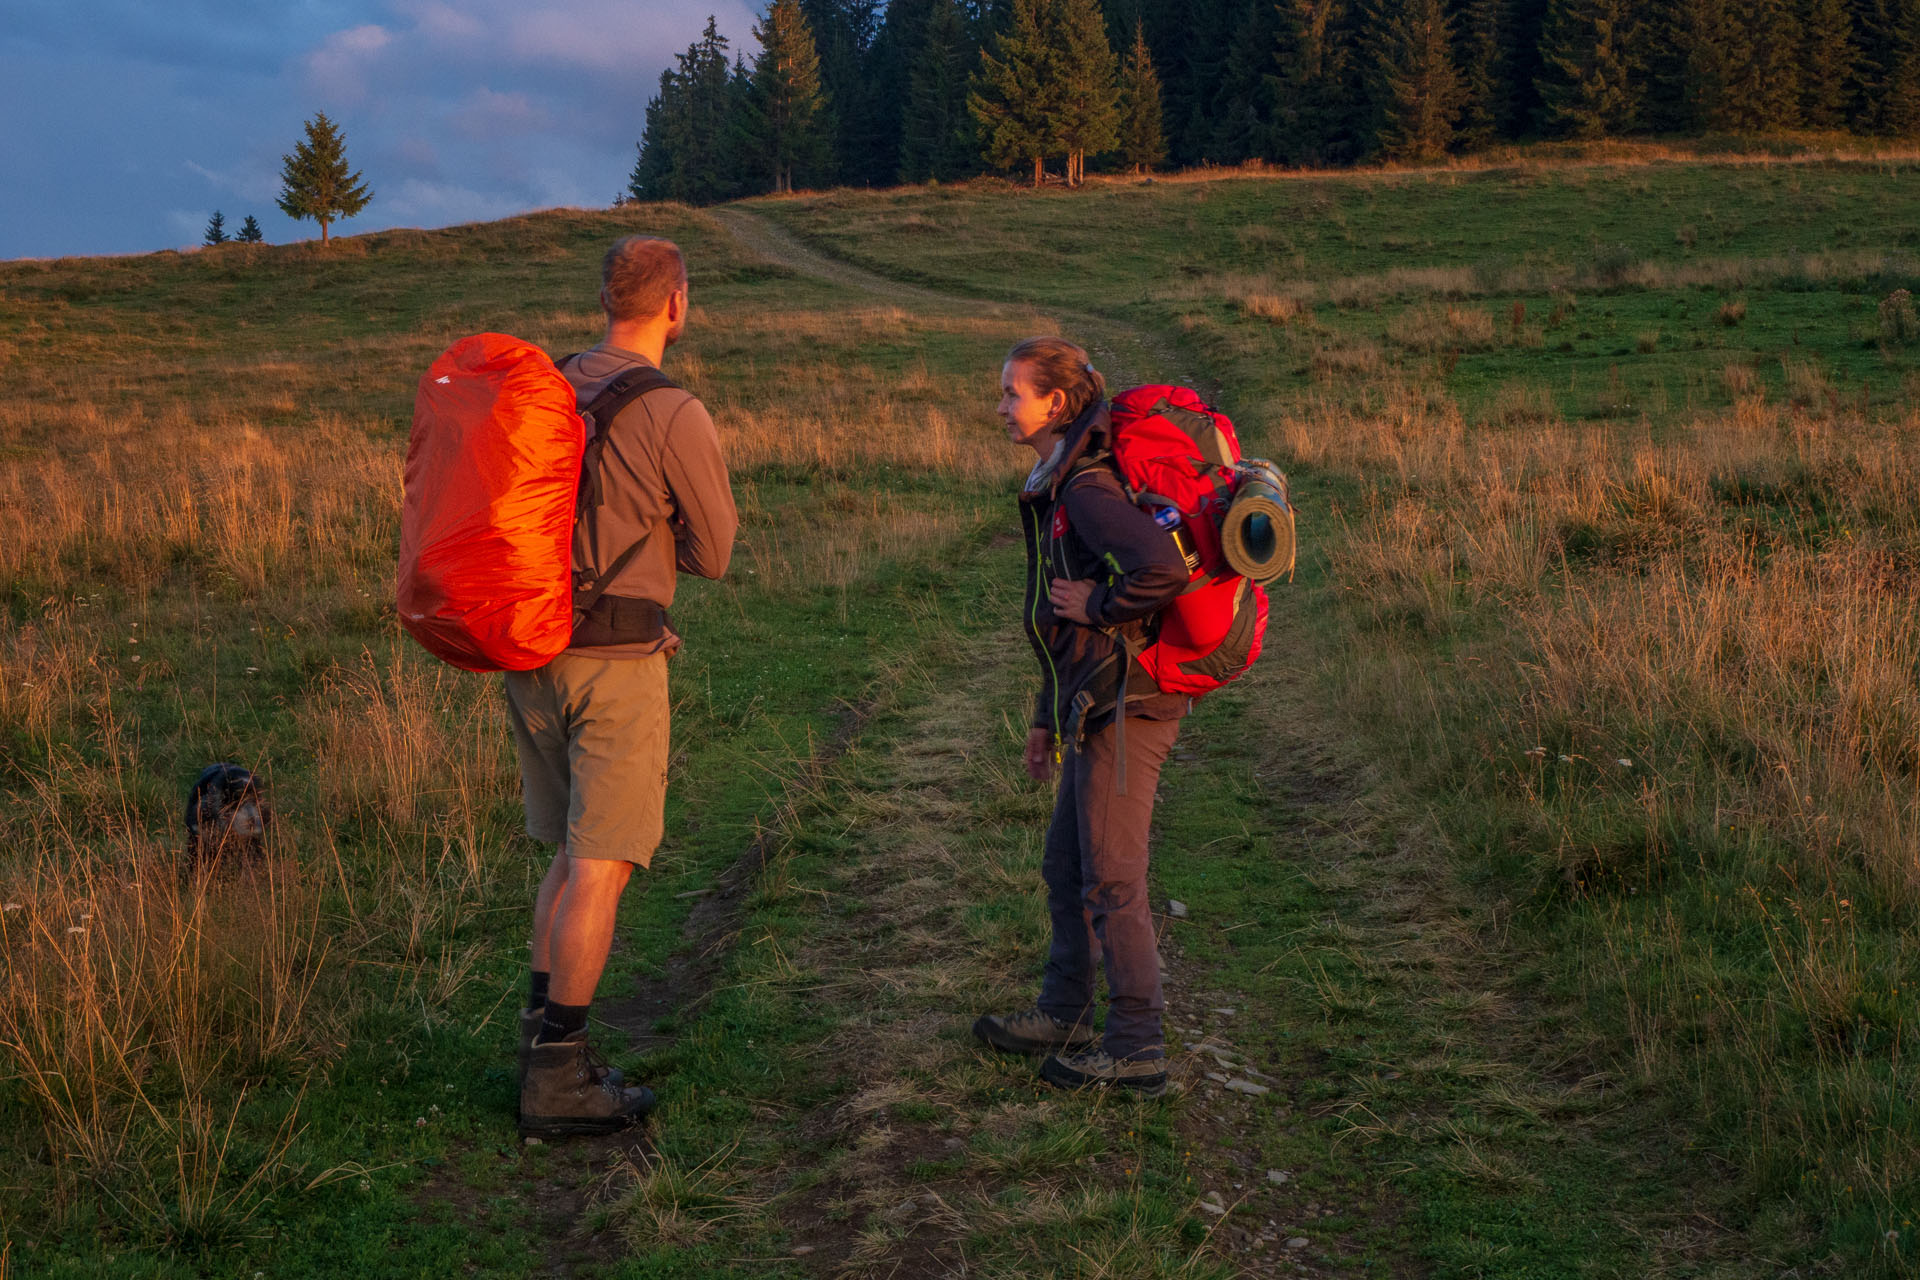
[1007,336,1107,428]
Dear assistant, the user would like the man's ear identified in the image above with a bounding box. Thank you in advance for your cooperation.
[599,285,614,316]
[666,283,688,322]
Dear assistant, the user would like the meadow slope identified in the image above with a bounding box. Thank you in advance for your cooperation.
[0,155,1915,1279]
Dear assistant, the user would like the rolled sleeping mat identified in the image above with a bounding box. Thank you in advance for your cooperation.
[1222,460,1296,584]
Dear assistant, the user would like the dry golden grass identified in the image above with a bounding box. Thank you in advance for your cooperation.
[1278,373,1920,1236]
[0,203,1027,1253]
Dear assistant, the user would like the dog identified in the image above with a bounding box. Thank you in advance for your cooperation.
[184,763,270,873]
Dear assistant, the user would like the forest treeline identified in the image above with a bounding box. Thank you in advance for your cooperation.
[629,0,1920,203]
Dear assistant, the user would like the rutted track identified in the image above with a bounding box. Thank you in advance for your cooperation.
[709,205,1208,396]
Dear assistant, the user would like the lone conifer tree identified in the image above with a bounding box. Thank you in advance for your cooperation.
[203,210,229,246]
[969,0,1061,186]
[237,215,265,244]
[276,112,372,244]
[1117,19,1167,173]
[741,0,831,194]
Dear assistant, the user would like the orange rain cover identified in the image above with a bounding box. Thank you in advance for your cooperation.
[397,334,585,672]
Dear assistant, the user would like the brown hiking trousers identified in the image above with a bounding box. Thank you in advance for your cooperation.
[1036,715,1180,1061]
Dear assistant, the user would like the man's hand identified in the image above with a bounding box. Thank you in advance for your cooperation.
[1047,578,1096,624]
[1025,726,1056,782]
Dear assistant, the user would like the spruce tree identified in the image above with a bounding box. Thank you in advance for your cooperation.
[1117,19,1169,170]
[1729,0,1803,129]
[1535,0,1640,137]
[1637,0,1697,130]
[1451,0,1503,149]
[1054,0,1121,184]
[276,112,372,244]
[237,215,265,244]
[865,0,940,186]
[901,0,980,180]
[740,0,831,194]
[1173,0,1236,163]
[801,0,878,183]
[1678,0,1748,130]
[1801,0,1857,126]
[969,0,1061,184]
[1209,1,1284,163]
[629,20,739,204]
[1269,0,1365,165]
[1882,0,1920,134]
[1499,0,1552,136]
[203,210,229,246]
[1377,0,1463,159]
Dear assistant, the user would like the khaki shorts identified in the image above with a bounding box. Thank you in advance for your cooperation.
[503,651,670,866]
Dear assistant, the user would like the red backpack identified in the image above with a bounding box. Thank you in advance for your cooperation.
[1103,385,1270,698]
[397,334,673,672]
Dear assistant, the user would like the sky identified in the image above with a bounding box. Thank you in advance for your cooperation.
[0,0,761,260]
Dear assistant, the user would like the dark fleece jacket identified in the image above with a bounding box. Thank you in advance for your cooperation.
[1019,400,1190,741]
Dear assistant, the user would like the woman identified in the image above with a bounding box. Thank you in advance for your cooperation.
[971,336,1190,1097]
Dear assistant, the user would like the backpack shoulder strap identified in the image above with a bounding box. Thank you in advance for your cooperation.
[1060,448,1135,502]
[571,361,682,619]
[580,364,678,430]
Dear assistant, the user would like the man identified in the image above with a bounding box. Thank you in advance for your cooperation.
[508,235,736,1137]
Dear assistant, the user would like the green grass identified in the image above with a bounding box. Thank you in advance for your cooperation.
[5,155,1918,1278]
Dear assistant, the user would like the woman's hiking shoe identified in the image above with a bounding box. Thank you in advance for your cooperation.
[518,1007,622,1087]
[972,1007,1097,1056]
[519,1031,655,1138]
[1040,1045,1169,1098]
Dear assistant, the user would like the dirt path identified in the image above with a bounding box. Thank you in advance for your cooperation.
[709,205,1419,1279]
[709,206,1207,395]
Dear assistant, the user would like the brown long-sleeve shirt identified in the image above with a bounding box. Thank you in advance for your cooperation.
[561,345,737,658]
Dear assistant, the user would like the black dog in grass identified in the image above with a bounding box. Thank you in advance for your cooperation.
[185,763,270,874]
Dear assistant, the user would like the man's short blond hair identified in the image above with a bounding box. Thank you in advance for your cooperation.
[601,236,687,323]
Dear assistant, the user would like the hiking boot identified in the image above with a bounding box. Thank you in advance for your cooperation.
[971,1007,1096,1056]
[519,1031,656,1138]
[1040,1045,1169,1098]
[518,1007,622,1087]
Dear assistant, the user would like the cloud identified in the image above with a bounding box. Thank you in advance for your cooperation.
[183,158,282,204]
[450,88,547,141]
[300,23,394,104]
[1,0,765,257]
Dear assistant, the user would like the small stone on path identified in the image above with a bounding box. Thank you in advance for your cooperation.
[791,1245,816,1256]
[1286,1237,1311,1250]
[1212,1007,1236,1016]
[1205,1071,1230,1084]
[1267,1169,1291,1185]
[1225,1078,1270,1096]
[1168,900,1189,919]
[523,1137,542,1146]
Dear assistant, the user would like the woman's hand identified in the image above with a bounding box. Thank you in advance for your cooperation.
[1025,727,1056,781]
[1047,578,1096,624]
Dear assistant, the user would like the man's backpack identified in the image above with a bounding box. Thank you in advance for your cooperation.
[397,334,672,672]
[1098,384,1285,698]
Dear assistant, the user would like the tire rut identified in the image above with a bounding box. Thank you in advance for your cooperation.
[709,205,1211,397]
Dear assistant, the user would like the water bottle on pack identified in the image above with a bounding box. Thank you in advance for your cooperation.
[1152,505,1202,576]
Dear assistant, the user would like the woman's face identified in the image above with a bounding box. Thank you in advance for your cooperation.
[999,361,1065,449]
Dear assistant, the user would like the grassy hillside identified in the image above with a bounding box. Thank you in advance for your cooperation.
[761,158,1920,1276]
[0,156,1915,1278]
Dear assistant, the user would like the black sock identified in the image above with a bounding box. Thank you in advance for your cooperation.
[537,1001,588,1045]
[528,970,550,1009]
